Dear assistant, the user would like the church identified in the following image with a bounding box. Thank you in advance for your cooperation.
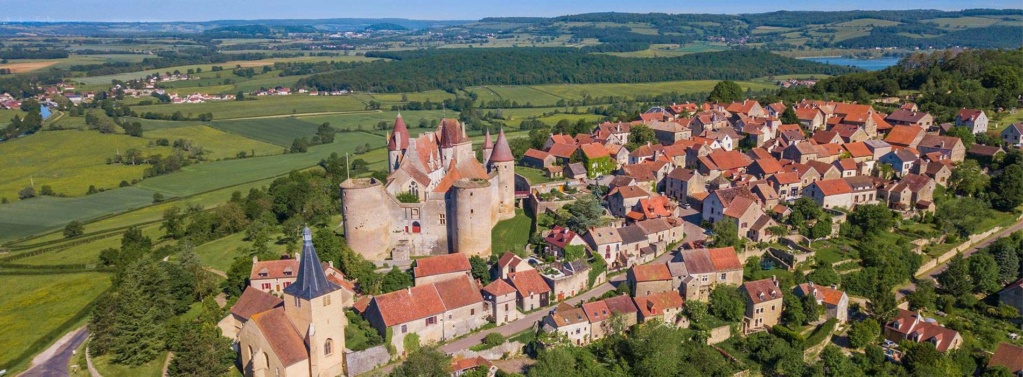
[236,227,348,377]
[340,115,516,260]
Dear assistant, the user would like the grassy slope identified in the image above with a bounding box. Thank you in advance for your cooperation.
[144,125,283,159]
[130,95,369,120]
[0,130,172,200]
[0,272,111,370]
[210,117,322,146]
[0,187,156,243]
[491,209,532,256]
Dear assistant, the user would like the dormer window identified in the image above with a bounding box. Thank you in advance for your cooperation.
[283,267,293,276]
[258,268,269,278]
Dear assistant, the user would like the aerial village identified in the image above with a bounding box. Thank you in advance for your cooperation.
[215,93,1023,376]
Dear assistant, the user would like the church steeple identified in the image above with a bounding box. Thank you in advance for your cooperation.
[283,227,337,300]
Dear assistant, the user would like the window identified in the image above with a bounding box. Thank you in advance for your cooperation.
[401,324,407,333]
[411,208,420,219]
[470,308,475,315]
[412,221,421,234]
[701,275,708,282]
[324,339,333,356]
[720,273,727,281]
[439,214,446,225]
[261,283,271,290]
[323,295,331,306]
[426,316,437,325]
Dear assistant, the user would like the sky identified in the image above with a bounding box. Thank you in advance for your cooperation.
[0,0,1019,22]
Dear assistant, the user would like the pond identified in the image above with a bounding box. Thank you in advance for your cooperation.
[803,56,901,71]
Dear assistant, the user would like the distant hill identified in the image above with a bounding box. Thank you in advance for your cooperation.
[364,23,409,31]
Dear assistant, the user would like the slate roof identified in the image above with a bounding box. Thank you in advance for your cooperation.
[283,228,339,300]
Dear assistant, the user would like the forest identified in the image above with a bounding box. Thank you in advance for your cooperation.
[296,49,858,93]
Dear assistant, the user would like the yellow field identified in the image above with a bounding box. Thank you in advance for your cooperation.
[0,130,173,200]
[0,60,58,73]
[144,125,283,160]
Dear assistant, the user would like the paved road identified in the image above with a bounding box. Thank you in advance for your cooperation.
[20,327,88,377]
[440,219,700,355]
[897,218,1023,299]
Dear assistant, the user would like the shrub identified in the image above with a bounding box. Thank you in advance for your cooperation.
[483,333,505,347]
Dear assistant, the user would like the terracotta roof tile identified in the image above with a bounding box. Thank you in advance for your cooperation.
[250,259,299,281]
[582,300,612,323]
[231,287,284,321]
[843,142,872,158]
[989,343,1023,374]
[434,275,484,310]
[371,285,447,327]
[482,279,517,297]
[742,278,783,305]
[634,291,684,318]
[414,253,471,278]
[708,247,742,271]
[630,263,673,282]
[507,269,551,296]
[814,178,853,196]
[885,126,924,147]
[250,308,308,366]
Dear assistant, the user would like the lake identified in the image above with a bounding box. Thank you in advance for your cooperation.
[803,57,901,71]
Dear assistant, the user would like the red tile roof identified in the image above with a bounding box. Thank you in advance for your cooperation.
[708,247,742,271]
[634,291,684,318]
[742,278,783,305]
[231,287,284,321]
[885,126,924,147]
[371,285,447,327]
[795,283,845,306]
[988,343,1023,374]
[507,269,551,296]
[451,356,494,374]
[433,275,484,310]
[250,308,308,366]
[580,142,610,159]
[957,108,984,121]
[814,178,853,196]
[609,185,651,200]
[602,295,639,315]
[582,300,612,323]
[414,253,471,278]
[707,150,753,170]
[524,148,550,160]
[631,263,672,282]
[547,143,578,159]
[250,259,299,280]
[843,142,872,158]
[482,279,517,297]
[545,226,579,249]
[886,309,962,352]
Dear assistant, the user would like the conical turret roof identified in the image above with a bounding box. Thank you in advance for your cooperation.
[490,129,514,162]
[483,129,494,150]
[388,114,409,151]
[283,227,338,300]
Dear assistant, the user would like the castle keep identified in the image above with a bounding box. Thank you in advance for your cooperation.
[340,116,515,260]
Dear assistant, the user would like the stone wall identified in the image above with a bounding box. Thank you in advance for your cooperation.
[344,345,390,377]
[706,325,732,345]
[450,341,526,361]
[913,213,1023,277]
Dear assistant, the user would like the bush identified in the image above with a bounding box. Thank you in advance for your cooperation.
[804,318,838,348]
[483,332,505,347]
[64,220,85,239]
[848,318,880,349]
[770,325,806,348]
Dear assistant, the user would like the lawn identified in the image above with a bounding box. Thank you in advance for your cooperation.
[492,209,532,256]
[137,132,382,196]
[144,125,283,159]
[0,187,157,244]
[192,232,289,272]
[130,95,369,120]
[0,129,173,201]
[0,272,111,372]
[515,166,561,185]
[210,117,322,146]
[91,352,167,377]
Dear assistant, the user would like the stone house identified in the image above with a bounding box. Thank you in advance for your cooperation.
[879,174,936,211]
[650,120,693,144]
[998,278,1023,315]
[741,278,784,334]
[884,126,925,149]
[795,107,825,131]
[885,109,934,129]
[884,309,963,352]
[543,302,592,346]
[863,140,892,161]
[1001,123,1023,147]
[497,252,533,280]
[917,135,966,162]
[363,275,488,355]
[578,143,615,178]
[955,108,988,134]
[675,247,744,302]
[803,178,854,209]
[413,253,472,286]
[627,263,674,297]
[702,186,759,224]
[808,160,842,180]
[521,149,555,169]
[543,226,587,258]
[218,287,283,342]
[769,172,802,200]
[633,291,685,325]
[665,167,707,205]
[584,226,625,269]
[506,269,551,311]
[481,279,521,326]
[583,295,640,341]
[618,225,654,266]
[543,260,592,302]
[879,149,919,177]
[794,282,849,323]
[607,185,653,218]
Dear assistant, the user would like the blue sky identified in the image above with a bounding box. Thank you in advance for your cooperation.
[1,0,1019,22]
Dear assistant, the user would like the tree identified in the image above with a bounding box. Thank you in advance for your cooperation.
[848,318,880,349]
[562,245,586,262]
[801,294,822,324]
[18,185,35,199]
[968,253,1001,294]
[992,164,1023,211]
[988,238,1021,283]
[782,293,806,326]
[562,195,606,231]
[867,288,897,322]
[907,279,937,310]
[707,80,743,103]
[847,204,895,235]
[626,124,656,150]
[161,207,185,240]
[944,126,976,149]
[469,256,491,285]
[709,285,745,322]
[317,123,336,144]
[780,107,799,125]
[39,185,54,196]
[806,263,840,286]
[711,220,743,250]
[390,346,450,377]
[290,138,309,153]
[64,220,85,238]
[167,299,234,377]
[948,160,988,197]
[807,218,832,240]
[936,254,972,299]
[684,300,708,325]
[109,259,175,365]
[380,267,413,293]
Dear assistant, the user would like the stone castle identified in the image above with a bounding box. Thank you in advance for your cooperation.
[340,115,516,260]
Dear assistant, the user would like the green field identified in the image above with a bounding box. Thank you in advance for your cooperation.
[0,187,157,243]
[137,132,382,196]
[210,117,322,146]
[531,80,776,100]
[0,130,174,201]
[193,232,291,272]
[14,223,167,266]
[145,125,284,159]
[73,56,382,85]
[0,272,111,371]
[491,209,532,256]
[130,95,369,120]
[469,86,565,107]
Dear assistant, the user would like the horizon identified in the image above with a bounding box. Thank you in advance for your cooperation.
[3,0,1020,23]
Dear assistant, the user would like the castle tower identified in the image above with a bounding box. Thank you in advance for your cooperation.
[482,129,494,167]
[387,114,409,173]
[452,179,493,257]
[340,178,392,260]
[283,227,347,377]
[490,129,516,218]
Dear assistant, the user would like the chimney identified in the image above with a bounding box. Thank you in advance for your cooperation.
[253,255,259,265]
[407,287,412,295]
[771,275,777,286]
[328,260,334,268]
